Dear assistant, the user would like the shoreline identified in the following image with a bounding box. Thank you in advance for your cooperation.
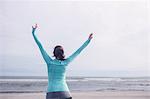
[0,90,150,94]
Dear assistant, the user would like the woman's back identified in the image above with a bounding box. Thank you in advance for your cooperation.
[47,59,69,92]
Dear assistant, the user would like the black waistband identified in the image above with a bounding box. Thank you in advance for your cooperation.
[46,91,71,99]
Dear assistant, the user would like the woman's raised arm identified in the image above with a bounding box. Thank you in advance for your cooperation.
[32,24,52,64]
[66,33,93,63]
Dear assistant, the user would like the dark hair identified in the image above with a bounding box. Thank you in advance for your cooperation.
[53,45,65,60]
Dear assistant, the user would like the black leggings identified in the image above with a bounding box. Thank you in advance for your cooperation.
[66,98,72,99]
[46,91,72,99]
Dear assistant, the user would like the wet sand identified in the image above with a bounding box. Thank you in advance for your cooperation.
[0,91,150,99]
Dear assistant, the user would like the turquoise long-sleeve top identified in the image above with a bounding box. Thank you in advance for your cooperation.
[32,29,91,92]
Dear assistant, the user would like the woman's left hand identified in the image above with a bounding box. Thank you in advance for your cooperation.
[32,24,38,30]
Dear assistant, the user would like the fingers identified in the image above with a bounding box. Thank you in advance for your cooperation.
[35,23,38,28]
[32,23,38,29]
[89,33,93,39]
[90,33,93,37]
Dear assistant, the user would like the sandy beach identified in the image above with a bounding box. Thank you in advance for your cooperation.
[0,91,150,99]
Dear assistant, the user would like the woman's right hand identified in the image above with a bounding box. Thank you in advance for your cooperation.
[88,33,93,40]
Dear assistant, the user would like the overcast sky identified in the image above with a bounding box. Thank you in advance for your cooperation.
[0,0,149,77]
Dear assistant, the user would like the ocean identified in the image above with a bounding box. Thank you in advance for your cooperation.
[0,76,150,93]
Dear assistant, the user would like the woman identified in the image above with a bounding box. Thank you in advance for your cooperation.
[32,24,93,99]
